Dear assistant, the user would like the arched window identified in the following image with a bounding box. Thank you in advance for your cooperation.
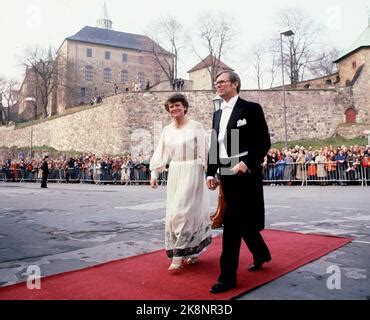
[345,108,356,124]
[325,79,332,85]
[304,84,310,89]
[85,65,93,81]
[104,68,111,82]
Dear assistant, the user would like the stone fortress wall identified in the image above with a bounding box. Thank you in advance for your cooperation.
[0,88,357,156]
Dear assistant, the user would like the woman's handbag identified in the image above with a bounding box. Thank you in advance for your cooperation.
[210,178,226,229]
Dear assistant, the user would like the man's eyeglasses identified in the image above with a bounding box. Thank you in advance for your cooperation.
[214,80,231,86]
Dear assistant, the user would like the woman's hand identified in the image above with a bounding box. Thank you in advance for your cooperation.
[150,178,158,189]
[206,177,217,190]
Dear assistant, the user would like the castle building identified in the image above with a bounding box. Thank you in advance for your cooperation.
[278,12,370,126]
[55,2,173,112]
[187,54,233,90]
[16,2,174,120]
[2,11,370,154]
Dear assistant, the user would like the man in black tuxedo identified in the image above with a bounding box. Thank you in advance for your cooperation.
[206,70,271,293]
[41,155,49,188]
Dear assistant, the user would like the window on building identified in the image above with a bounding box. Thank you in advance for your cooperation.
[104,68,112,82]
[139,56,144,64]
[121,70,128,83]
[325,79,332,86]
[105,51,111,60]
[85,65,93,81]
[86,48,92,58]
[80,87,86,97]
[138,72,145,87]
[352,61,356,69]
[345,108,356,124]
[304,84,311,89]
[122,53,128,62]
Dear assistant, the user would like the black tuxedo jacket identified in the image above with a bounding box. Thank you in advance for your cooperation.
[207,96,271,177]
[206,96,271,229]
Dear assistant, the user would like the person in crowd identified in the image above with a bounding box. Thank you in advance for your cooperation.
[315,150,327,185]
[40,155,49,188]
[150,94,212,271]
[295,149,306,182]
[266,150,277,182]
[283,151,295,185]
[206,70,271,294]
[335,149,347,185]
[361,154,370,181]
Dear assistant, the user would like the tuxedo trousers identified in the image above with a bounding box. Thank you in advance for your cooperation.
[218,173,271,285]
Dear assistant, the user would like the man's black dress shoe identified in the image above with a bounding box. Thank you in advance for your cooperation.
[248,257,271,272]
[209,281,236,294]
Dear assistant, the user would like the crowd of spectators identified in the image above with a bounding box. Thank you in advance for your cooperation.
[263,144,370,185]
[1,144,369,186]
[0,153,166,185]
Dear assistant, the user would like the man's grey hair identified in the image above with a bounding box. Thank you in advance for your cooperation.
[216,70,241,93]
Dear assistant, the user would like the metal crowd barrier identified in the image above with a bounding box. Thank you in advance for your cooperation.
[262,162,368,186]
[1,163,369,186]
[0,167,168,185]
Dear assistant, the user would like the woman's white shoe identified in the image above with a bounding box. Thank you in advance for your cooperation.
[185,257,198,265]
[168,258,183,270]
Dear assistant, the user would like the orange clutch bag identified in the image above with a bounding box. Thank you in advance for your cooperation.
[210,178,225,229]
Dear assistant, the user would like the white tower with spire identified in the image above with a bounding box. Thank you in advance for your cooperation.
[96,1,113,30]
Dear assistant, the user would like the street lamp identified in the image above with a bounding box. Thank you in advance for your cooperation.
[212,95,223,111]
[25,97,36,158]
[280,29,294,150]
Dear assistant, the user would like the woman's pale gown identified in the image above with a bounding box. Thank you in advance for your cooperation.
[150,119,212,259]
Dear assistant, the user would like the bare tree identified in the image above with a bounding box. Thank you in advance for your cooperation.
[248,42,279,89]
[0,78,19,124]
[146,15,183,85]
[273,8,323,87]
[192,12,235,89]
[308,47,340,77]
[268,52,279,88]
[22,46,58,118]
[251,45,264,89]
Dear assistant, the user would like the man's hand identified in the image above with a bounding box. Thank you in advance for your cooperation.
[150,178,158,189]
[230,162,250,175]
[207,177,217,190]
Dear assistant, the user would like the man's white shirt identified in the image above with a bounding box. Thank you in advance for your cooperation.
[218,95,239,159]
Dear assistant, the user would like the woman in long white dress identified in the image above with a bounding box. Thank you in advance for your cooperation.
[150,94,212,271]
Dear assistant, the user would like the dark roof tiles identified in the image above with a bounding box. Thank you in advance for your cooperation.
[66,26,172,55]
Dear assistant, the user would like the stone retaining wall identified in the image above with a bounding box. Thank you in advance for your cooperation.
[0,89,353,155]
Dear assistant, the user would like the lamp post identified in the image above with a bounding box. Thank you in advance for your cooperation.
[280,29,294,150]
[25,97,36,158]
[212,95,222,112]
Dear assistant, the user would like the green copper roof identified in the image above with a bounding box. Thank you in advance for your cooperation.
[334,17,370,63]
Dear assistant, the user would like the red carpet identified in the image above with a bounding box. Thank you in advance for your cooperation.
[0,229,351,300]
